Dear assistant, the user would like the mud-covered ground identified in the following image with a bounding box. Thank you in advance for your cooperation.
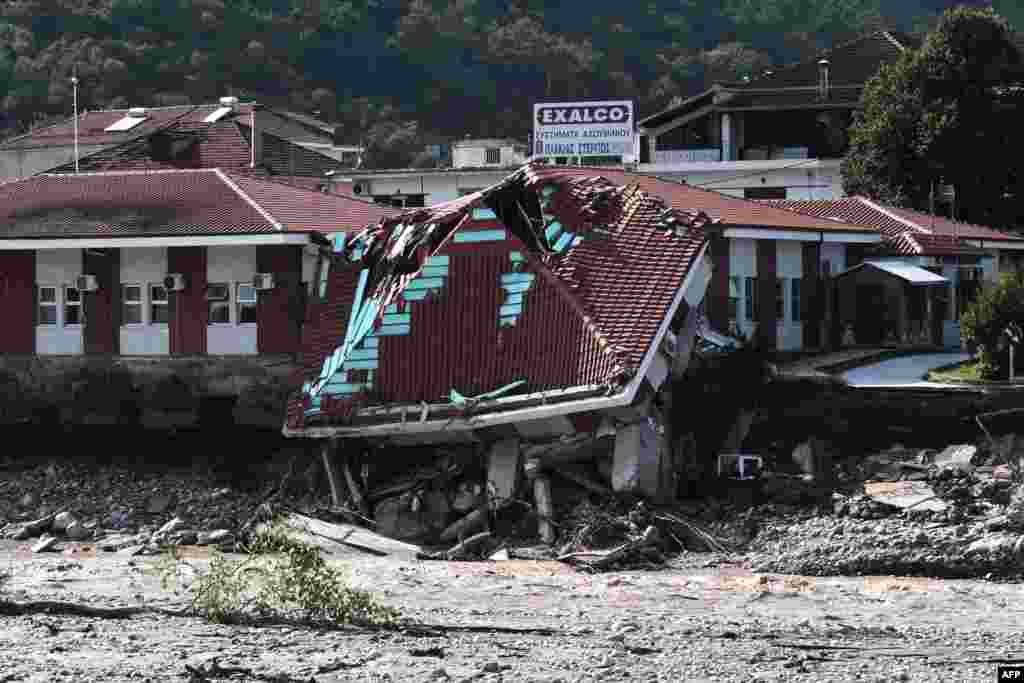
[3,539,1024,683]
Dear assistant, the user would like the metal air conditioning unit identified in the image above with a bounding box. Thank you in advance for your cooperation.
[254,273,275,291]
[76,274,99,292]
[164,273,187,291]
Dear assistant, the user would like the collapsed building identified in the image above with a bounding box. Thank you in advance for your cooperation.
[283,162,733,540]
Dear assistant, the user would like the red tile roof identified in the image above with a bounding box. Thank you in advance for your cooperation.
[767,196,1023,255]
[0,169,398,238]
[286,163,718,432]
[557,168,876,233]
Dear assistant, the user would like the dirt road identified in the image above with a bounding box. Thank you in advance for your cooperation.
[2,540,1024,682]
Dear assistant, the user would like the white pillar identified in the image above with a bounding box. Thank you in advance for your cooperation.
[720,113,733,162]
[647,134,657,163]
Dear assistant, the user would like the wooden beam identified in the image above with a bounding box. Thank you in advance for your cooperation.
[320,440,345,508]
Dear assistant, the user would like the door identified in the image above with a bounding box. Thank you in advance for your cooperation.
[855,284,886,345]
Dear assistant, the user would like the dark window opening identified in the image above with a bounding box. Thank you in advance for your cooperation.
[485,148,501,164]
[744,187,787,200]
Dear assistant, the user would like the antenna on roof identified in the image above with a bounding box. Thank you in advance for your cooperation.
[71,66,80,173]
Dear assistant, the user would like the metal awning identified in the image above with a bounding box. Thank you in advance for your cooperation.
[837,260,949,286]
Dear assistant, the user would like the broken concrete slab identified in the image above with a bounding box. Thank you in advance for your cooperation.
[612,421,662,498]
[284,512,422,560]
[486,438,521,509]
[864,481,948,512]
[7,515,55,540]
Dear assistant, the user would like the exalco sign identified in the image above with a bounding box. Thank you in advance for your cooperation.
[536,104,631,126]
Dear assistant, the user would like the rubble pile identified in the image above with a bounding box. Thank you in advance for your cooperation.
[744,434,1024,578]
[0,451,320,555]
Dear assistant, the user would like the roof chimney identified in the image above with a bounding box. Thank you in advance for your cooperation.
[818,59,831,100]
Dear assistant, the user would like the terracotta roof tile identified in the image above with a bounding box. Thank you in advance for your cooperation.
[0,169,398,238]
[768,196,1023,255]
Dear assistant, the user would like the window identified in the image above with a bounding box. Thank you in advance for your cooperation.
[485,148,501,164]
[237,283,258,324]
[207,283,231,324]
[728,276,741,322]
[743,187,787,200]
[775,278,785,320]
[64,286,82,326]
[791,278,802,322]
[121,285,143,325]
[150,284,169,324]
[37,286,57,326]
[744,277,758,320]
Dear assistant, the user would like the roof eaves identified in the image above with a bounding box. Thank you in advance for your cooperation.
[213,168,285,232]
[638,87,719,128]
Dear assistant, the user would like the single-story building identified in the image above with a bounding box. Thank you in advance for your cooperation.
[769,195,1024,348]
[0,168,395,427]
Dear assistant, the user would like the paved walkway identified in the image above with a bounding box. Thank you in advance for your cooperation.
[840,352,973,389]
[776,348,890,377]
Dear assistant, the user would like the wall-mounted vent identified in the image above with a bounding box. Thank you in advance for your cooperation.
[164,273,187,291]
[76,274,99,292]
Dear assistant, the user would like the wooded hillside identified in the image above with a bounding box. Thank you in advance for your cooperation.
[1,1,1020,147]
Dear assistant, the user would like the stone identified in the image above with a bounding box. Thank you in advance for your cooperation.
[934,445,977,472]
[197,529,234,546]
[65,521,92,541]
[20,492,38,508]
[147,494,176,515]
[52,511,77,533]
[32,535,59,553]
[488,548,510,561]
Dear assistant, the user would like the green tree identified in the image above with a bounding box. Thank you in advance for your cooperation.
[960,272,1024,380]
[842,6,1024,227]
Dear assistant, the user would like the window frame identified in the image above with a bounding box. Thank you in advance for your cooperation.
[791,277,802,323]
[36,284,59,327]
[149,283,169,325]
[207,282,232,325]
[744,277,758,320]
[120,283,144,326]
[727,276,741,323]
[63,284,83,327]
[236,282,258,325]
[485,147,501,165]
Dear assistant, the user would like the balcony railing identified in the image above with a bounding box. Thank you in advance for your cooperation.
[652,148,722,164]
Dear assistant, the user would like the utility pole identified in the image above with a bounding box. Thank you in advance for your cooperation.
[71,67,80,173]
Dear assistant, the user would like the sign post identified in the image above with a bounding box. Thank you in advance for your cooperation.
[533,100,635,163]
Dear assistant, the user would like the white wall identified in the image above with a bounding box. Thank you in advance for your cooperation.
[119,247,169,355]
[637,161,844,200]
[452,144,526,169]
[207,246,258,355]
[35,250,83,355]
[340,171,510,207]
[776,241,803,351]
[729,238,757,341]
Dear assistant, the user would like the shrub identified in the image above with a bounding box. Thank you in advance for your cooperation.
[154,525,399,627]
[960,272,1024,379]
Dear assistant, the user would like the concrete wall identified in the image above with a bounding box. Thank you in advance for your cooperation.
[452,143,527,169]
[335,170,511,206]
[776,241,803,351]
[0,145,108,180]
[206,245,259,355]
[635,160,844,200]
[119,247,169,355]
[0,354,298,428]
[35,249,83,355]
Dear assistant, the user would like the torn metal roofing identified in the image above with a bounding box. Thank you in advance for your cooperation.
[837,260,949,285]
[284,162,718,436]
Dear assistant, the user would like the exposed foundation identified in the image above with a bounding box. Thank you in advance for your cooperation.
[0,355,299,428]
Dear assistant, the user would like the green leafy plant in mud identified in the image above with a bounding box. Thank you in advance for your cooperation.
[154,524,399,627]
[960,271,1024,380]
